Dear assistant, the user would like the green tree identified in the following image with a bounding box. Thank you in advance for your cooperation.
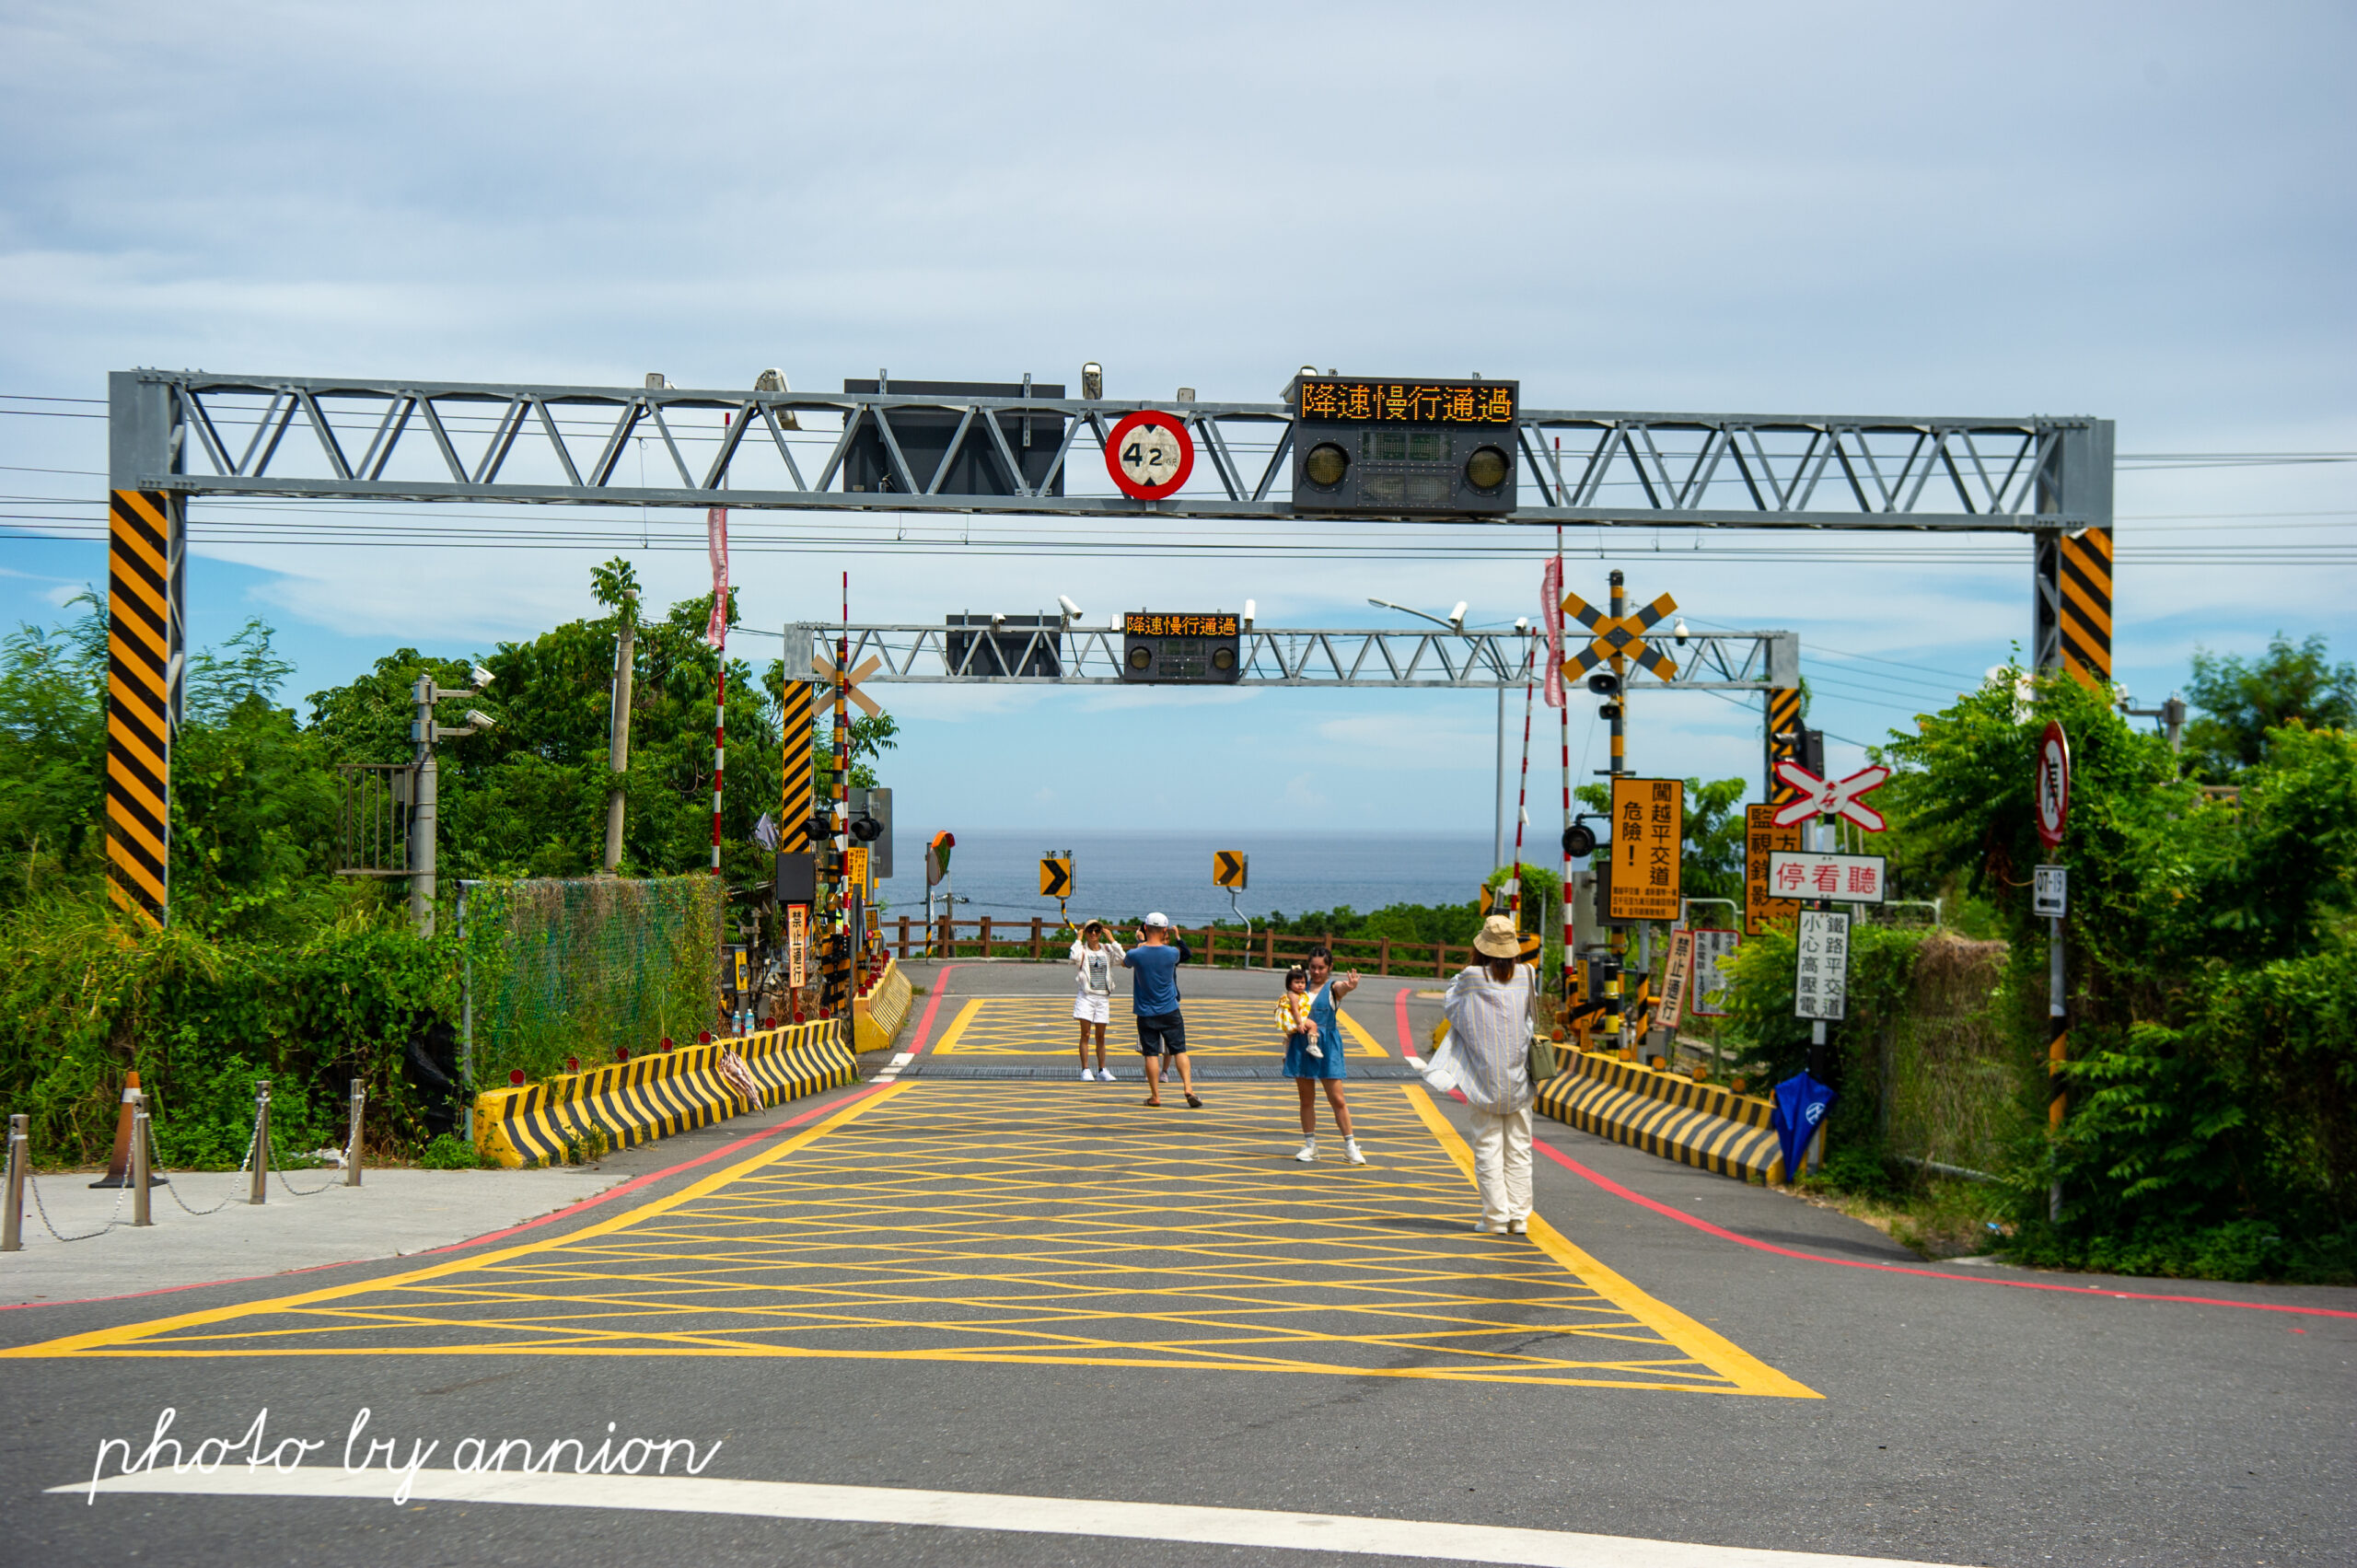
[2185,633,2356,780]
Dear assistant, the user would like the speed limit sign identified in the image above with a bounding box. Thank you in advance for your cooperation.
[1105,411,1195,501]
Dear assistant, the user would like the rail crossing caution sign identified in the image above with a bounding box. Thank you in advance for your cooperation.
[1039,853,1073,898]
[1213,850,1248,889]
[1794,909,1851,1021]
[1557,588,1679,682]
[785,904,809,988]
[1766,851,1887,904]
[1689,927,1739,1016]
[1105,411,1195,501]
[1655,929,1694,1031]
[844,844,872,896]
[2037,720,2072,848]
[810,651,883,717]
[1608,777,1683,922]
[1771,761,1891,830]
[1744,805,1801,935]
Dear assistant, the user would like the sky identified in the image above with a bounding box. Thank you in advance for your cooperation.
[1,2,2351,849]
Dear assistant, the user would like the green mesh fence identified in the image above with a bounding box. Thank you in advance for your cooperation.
[466,876,725,1084]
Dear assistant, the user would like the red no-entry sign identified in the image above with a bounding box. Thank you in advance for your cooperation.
[2037,721,2072,848]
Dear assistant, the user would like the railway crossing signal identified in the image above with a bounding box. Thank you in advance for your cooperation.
[1039,853,1073,899]
[1213,850,1248,889]
[1770,761,1891,830]
[1558,587,1680,682]
[811,651,883,717]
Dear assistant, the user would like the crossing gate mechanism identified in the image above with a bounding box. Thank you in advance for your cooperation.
[101,367,2112,923]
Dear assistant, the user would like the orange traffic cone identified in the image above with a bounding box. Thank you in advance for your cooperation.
[89,1071,162,1189]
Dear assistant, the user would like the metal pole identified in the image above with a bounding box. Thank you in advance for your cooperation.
[131,1093,152,1225]
[344,1077,365,1187]
[1493,684,1506,871]
[2049,911,2067,1220]
[248,1080,270,1205]
[409,675,436,936]
[3,1114,27,1251]
[1607,569,1630,1054]
[461,881,476,1136]
[603,604,636,873]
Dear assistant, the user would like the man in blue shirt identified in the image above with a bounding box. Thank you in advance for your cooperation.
[1123,912,1200,1109]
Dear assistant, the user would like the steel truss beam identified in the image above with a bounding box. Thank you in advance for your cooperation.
[110,370,2112,534]
[784,624,1798,691]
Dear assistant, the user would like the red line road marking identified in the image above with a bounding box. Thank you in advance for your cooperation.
[1530,1136,2357,1321]
[904,964,958,1053]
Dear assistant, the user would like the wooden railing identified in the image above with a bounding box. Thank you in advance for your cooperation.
[888,915,1480,979]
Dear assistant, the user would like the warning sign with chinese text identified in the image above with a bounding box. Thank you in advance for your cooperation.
[1608,777,1683,922]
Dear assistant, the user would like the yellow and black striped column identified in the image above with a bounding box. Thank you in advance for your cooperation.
[106,489,183,926]
[1765,686,1803,806]
[778,675,815,853]
[2035,527,2113,690]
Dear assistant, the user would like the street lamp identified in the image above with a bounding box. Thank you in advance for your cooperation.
[1367,597,1522,871]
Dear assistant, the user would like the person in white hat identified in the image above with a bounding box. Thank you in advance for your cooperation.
[1437,913,1538,1234]
[1123,912,1200,1108]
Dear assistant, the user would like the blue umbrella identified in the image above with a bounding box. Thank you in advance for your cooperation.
[1771,1071,1837,1181]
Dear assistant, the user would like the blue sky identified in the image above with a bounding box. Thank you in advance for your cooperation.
[2,2,2350,843]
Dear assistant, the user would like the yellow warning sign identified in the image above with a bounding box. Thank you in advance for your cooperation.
[1608,777,1683,923]
[1039,854,1073,898]
[1213,850,1248,889]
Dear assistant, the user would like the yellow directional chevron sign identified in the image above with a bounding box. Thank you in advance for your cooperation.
[1559,587,1679,681]
[1039,854,1073,899]
[1213,850,1248,889]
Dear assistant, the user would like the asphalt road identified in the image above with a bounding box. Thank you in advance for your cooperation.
[3,957,2349,1568]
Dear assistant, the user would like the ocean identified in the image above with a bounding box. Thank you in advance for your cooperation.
[878,830,1497,929]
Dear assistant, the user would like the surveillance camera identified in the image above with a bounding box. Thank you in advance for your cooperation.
[1057,595,1083,621]
[1242,598,1256,630]
[1672,619,1689,645]
[1513,617,1528,633]
[1447,601,1468,632]
[465,709,496,730]
[470,665,494,688]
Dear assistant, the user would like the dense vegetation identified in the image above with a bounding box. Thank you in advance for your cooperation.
[0,562,888,1166]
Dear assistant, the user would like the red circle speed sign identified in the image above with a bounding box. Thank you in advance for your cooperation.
[2036,720,2072,848]
[1105,411,1194,501]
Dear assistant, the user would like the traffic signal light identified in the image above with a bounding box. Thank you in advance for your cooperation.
[1287,376,1518,516]
[1121,611,1242,684]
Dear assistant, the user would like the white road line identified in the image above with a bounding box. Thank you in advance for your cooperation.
[53,1469,1965,1567]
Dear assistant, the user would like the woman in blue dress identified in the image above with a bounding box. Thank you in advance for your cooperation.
[1286,946,1365,1165]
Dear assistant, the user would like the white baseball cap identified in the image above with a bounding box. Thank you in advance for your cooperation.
[1143,912,1172,928]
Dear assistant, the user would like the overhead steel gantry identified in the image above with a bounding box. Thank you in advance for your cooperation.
[101,368,2113,923]
[784,622,1794,691]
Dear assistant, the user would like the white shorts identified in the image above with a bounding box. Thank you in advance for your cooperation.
[1073,993,1111,1026]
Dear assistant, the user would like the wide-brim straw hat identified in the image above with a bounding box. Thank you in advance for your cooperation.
[1472,913,1521,958]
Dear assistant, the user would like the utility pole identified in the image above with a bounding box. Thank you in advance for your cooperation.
[1605,569,1630,1052]
[409,668,495,935]
[2121,694,2187,754]
[602,592,636,875]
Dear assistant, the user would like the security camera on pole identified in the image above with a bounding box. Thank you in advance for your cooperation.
[409,665,496,935]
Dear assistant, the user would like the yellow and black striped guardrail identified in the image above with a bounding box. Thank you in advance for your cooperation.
[853,958,915,1054]
[473,1019,855,1169]
[1535,1050,1787,1184]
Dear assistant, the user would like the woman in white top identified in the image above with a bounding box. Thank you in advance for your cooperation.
[1070,920,1123,1081]
[1437,914,1538,1235]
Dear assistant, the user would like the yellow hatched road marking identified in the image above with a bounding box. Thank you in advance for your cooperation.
[935,995,1386,1058]
[3,1083,1812,1398]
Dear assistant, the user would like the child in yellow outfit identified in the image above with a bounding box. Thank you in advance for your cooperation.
[1274,966,1321,1059]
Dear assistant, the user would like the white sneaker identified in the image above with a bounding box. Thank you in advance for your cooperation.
[1096,1065,1115,1080]
[1343,1140,1367,1166]
[1295,1142,1318,1163]
[1080,1067,1096,1081]
[1474,1220,1506,1235]
[1507,1216,1528,1235]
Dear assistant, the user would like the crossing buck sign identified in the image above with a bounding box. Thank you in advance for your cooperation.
[1213,850,1248,889]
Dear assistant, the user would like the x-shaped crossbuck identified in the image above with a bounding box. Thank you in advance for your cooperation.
[812,652,883,717]
[1771,761,1891,830]
[1559,589,1680,681]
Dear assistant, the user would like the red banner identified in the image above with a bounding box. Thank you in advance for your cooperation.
[704,505,728,650]
[1541,556,1564,707]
